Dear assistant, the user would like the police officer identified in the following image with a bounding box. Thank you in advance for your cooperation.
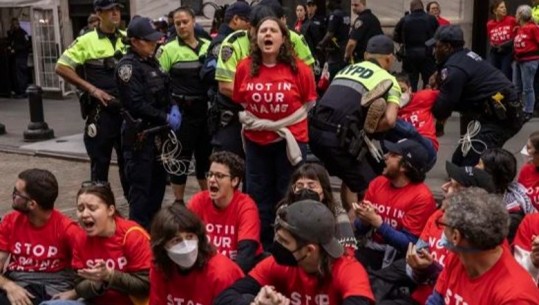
[56,0,129,197]
[309,35,401,209]
[213,4,314,158]
[427,25,525,166]
[116,16,180,229]
[7,18,30,98]
[393,0,438,91]
[533,0,539,24]
[201,1,251,157]
[344,0,383,64]
[317,0,350,80]
[157,7,211,204]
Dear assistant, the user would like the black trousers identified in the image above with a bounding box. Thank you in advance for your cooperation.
[83,110,130,198]
[402,55,436,91]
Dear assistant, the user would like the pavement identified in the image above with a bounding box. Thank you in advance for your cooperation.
[0,94,537,216]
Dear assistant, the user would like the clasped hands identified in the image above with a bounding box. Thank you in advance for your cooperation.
[352,200,383,228]
[252,286,290,305]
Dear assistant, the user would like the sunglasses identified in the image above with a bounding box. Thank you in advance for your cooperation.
[80,180,111,189]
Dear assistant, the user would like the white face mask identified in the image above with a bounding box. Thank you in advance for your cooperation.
[521,145,533,164]
[400,90,411,107]
[167,239,198,269]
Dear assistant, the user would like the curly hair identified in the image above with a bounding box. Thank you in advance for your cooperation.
[150,205,215,278]
[444,187,508,250]
[209,151,245,187]
[249,16,298,77]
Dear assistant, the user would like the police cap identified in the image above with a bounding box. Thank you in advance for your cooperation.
[127,16,164,41]
[94,0,123,10]
[366,35,395,55]
[426,25,464,47]
[225,1,251,21]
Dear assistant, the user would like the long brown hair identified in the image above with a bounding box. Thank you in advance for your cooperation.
[249,16,298,77]
[150,205,215,278]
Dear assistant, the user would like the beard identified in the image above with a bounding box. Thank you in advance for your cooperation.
[12,201,30,214]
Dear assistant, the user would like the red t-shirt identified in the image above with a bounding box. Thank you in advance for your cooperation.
[487,16,517,46]
[250,255,374,303]
[0,210,80,272]
[434,248,539,304]
[518,163,539,211]
[72,217,152,305]
[437,16,450,26]
[514,22,539,61]
[398,89,439,151]
[514,213,539,250]
[411,210,448,304]
[149,254,244,305]
[188,190,263,260]
[233,57,317,145]
[364,176,436,243]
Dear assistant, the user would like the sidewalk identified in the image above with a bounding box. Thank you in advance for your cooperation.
[1,95,537,201]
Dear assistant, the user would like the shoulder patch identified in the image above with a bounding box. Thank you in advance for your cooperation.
[155,47,164,59]
[220,45,234,62]
[118,64,132,83]
[440,68,448,81]
[211,42,222,58]
[354,19,363,30]
[227,31,247,44]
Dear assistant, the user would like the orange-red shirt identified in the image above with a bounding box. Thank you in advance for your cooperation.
[487,16,517,46]
[398,89,439,151]
[518,163,539,210]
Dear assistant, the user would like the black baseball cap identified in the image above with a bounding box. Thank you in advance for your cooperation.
[384,138,429,172]
[225,1,251,21]
[426,25,465,47]
[366,35,395,55]
[306,0,316,4]
[445,161,496,193]
[94,0,123,10]
[127,16,164,41]
[276,200,344,258]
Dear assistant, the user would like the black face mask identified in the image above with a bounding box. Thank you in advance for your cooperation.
[271,241,301,266]
[292,188,321,202]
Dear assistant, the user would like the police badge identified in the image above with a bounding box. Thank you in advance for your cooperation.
[440,68,448,81]
[118,64,132,83]
[354,19,363,30]
[211,43,222,58]
[220,46,234,62]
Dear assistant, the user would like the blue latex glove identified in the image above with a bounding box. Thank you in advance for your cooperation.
[167,105,182,131]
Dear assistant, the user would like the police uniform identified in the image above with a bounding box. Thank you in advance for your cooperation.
[56,5,129,196]
[429,27,524,166]
[309,36,401,194]
[349,9,383,63]
[211,29,315,158]
[320,8,350,79]
[533,5,539,24]
[158,34,211,187]
[116,16,169,230]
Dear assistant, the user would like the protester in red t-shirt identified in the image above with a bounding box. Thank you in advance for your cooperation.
[43,183,152,305]
[294,4,306,33]
[513,213,539,284]
[518,131,539,210]
[233,16,317,249]
[486,0,517,80]
[149,205,243,305]
[426,1,450,26]
[278,163,358,253]
[188,151,263,273]
[353,138,436,271]
[0,169,81,305]
[426,188,539,305]
[513,5,539,121]
[214,200,374,305]
[406,161,497,304]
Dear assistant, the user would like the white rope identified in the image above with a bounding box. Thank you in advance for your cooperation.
[458,120,487,157]
[159,130,195,176]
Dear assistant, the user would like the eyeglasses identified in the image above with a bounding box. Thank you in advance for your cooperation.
[293,182,321,191]
[12,187,32,202]
[80,181,111,189]
[206,171,231,180]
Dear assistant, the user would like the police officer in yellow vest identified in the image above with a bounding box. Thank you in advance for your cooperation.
[157,7,211,204]
[533,0,539,24]
[56,0,129,197]
[309,35,401,208]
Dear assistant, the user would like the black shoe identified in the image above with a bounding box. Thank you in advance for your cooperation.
[524,112,533,122]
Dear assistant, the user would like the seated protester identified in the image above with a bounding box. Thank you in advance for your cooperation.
[387,72,439,171]
[353,139,436,271]
[426,188,539,305]
[0,169,81,305]
[214,200,375,305]
[188,151,263,273]
[477,148,536,242]
[42,182,152,305]
[513,213,539,283]
[278,163,358,253]
[518,130,539,210]
[406,161,496,305]
[149,205,243,305]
